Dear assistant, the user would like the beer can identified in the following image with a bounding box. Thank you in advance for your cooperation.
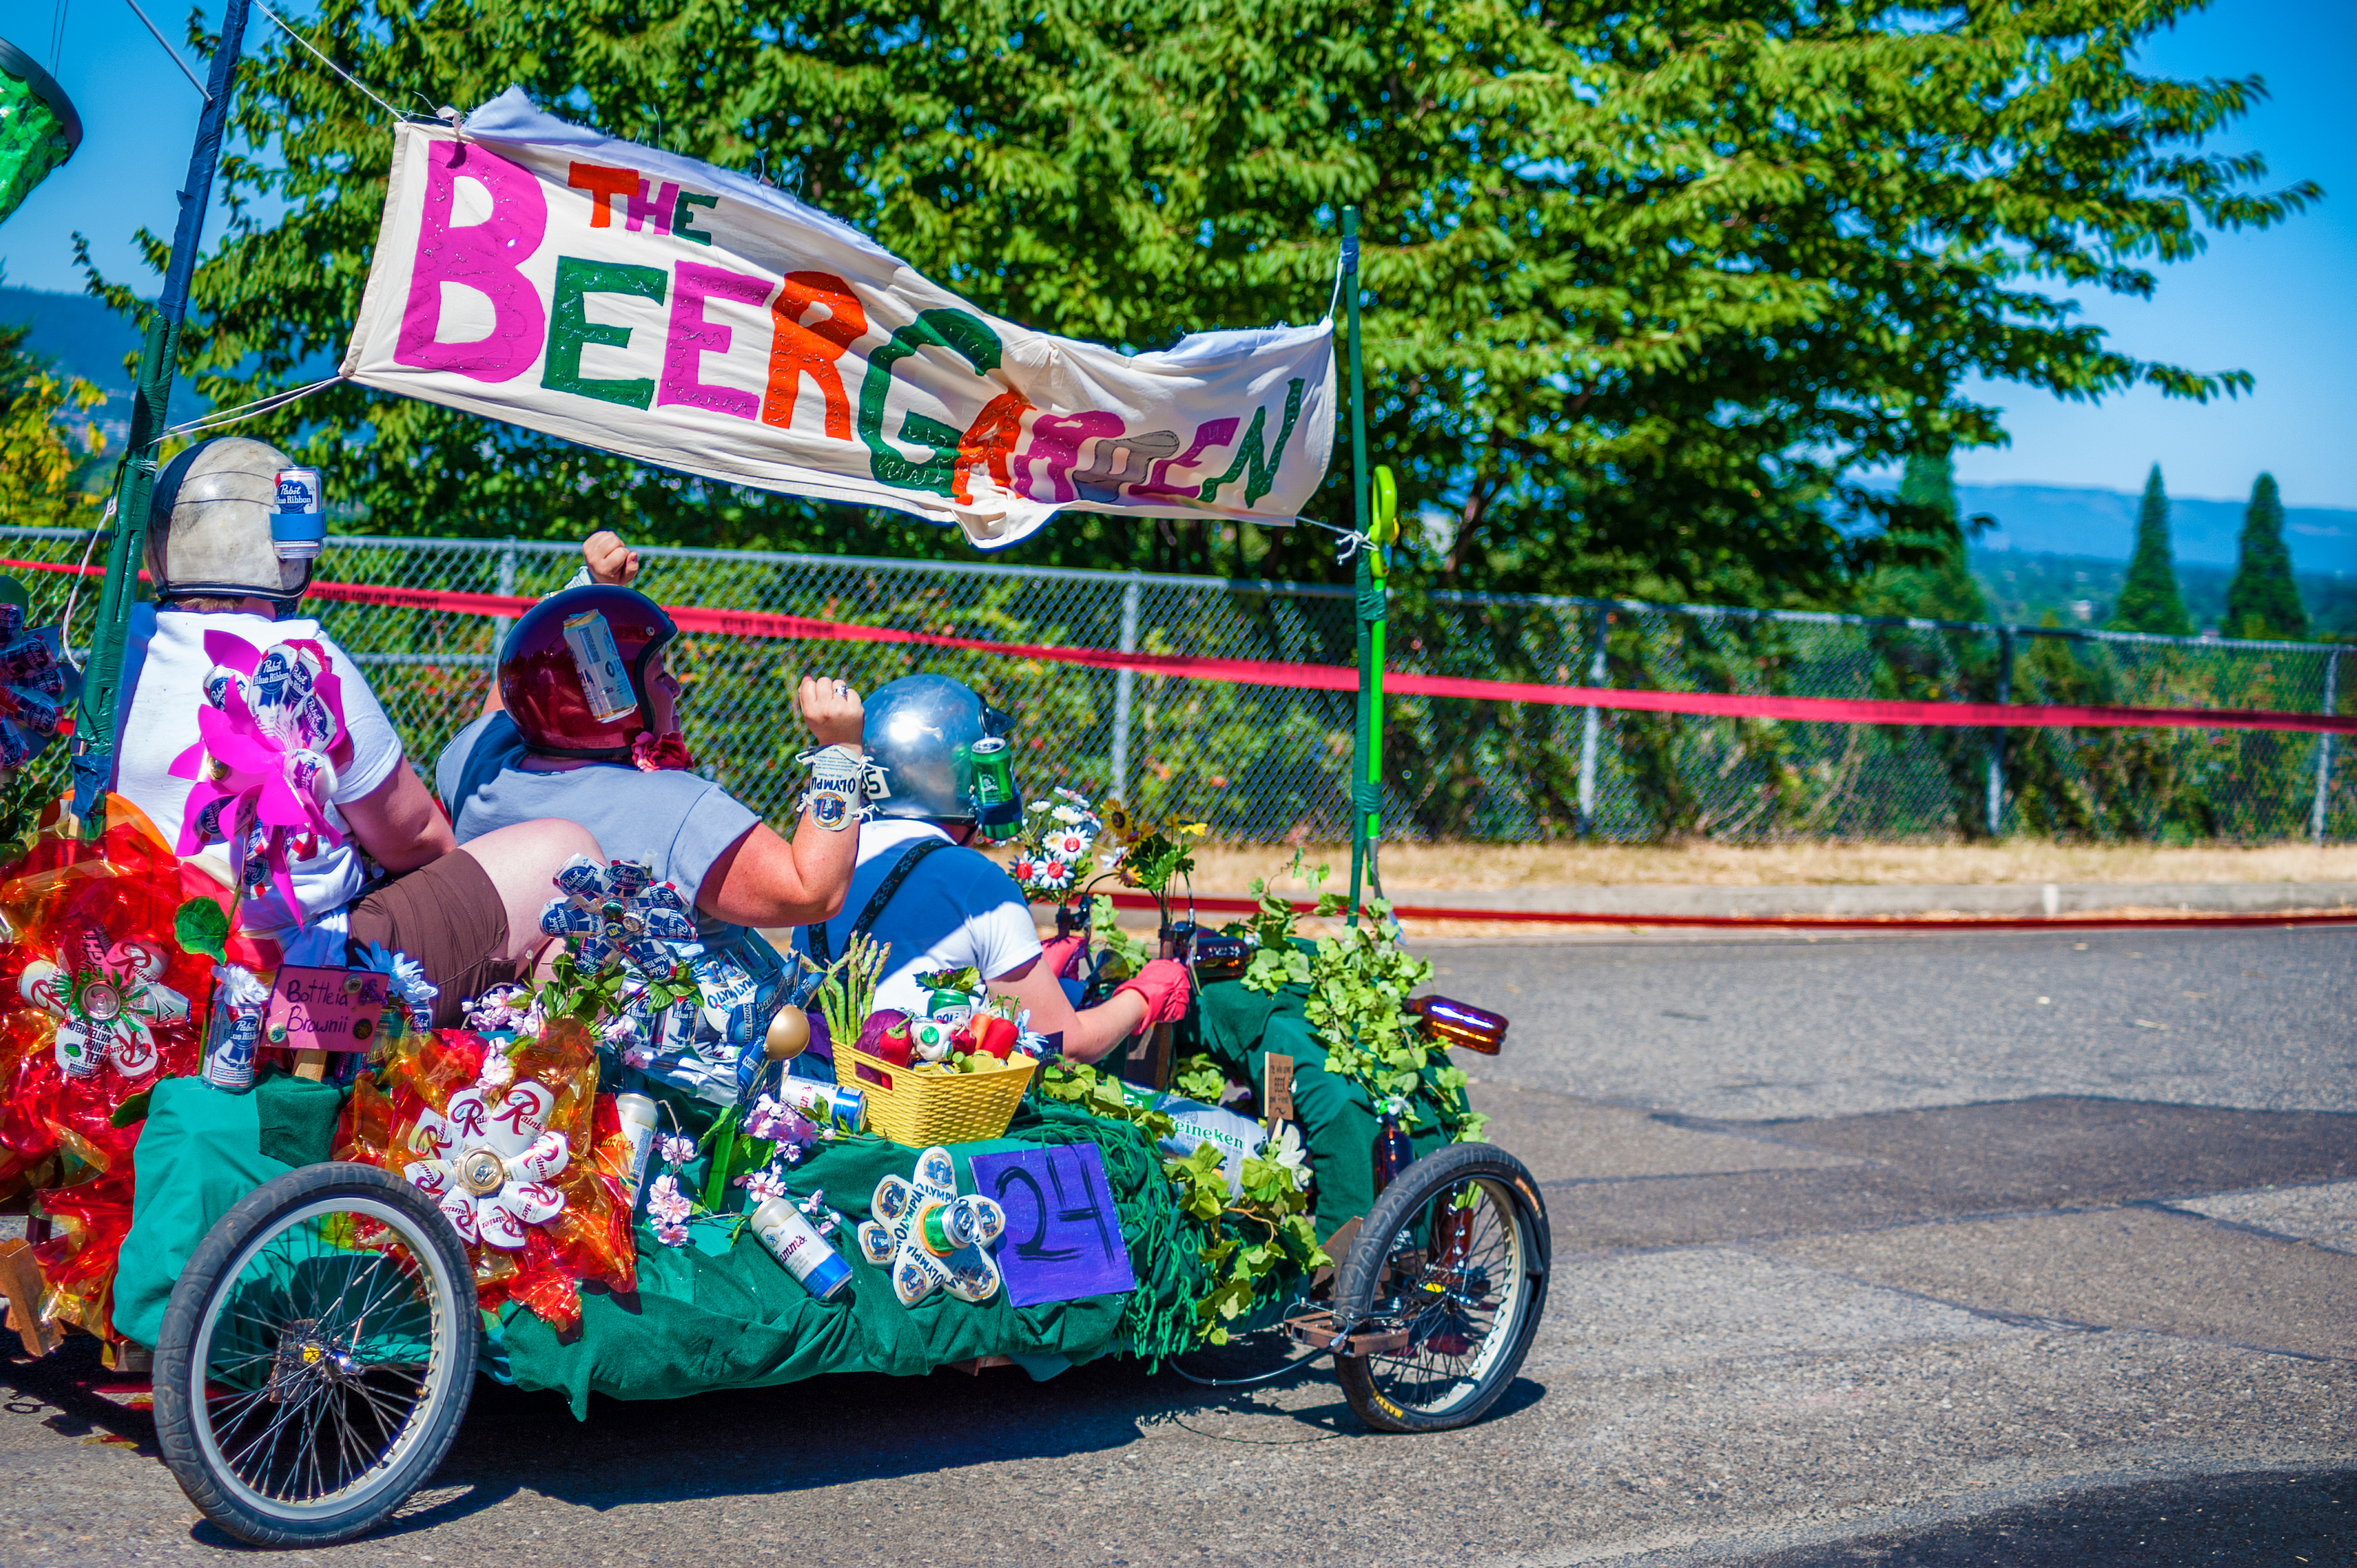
[750,1196,853,1301]
[271,467,326,561]
[203,981,265,1093]
[614,1093,660,1209]
[776,1077,866,1134]
[968,736,1021,839]
[561,610,640,723]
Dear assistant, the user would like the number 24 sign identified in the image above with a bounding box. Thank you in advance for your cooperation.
[965,1143,1136,1308]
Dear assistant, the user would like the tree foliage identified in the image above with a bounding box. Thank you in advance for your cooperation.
[97,0,2315,606]
[2223,471,2305,641]
[0,318,104,529]
[2111,463,2191,636]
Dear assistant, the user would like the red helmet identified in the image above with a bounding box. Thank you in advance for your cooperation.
[498,585,678,759]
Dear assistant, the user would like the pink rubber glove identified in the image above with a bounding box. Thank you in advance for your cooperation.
[1039,932,1088,981]
[1112,958,1191,1026]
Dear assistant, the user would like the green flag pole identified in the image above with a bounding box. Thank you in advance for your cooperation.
[1341,208,1373,921]
[70,0,254,836]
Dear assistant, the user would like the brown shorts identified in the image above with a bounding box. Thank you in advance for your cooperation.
[347,849,522,1029]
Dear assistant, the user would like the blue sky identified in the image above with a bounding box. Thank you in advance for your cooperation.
[2,0,2350,508]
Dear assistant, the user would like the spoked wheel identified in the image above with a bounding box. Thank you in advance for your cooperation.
[1332,1141,1549,1432]
[153,1162,477,1547]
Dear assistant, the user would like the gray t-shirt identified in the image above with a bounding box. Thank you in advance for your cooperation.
[436,711,760,943]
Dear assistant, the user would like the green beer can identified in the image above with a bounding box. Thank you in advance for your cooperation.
[969,735,1021,840]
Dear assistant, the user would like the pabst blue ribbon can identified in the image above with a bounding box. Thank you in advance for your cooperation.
[271,467,326,561]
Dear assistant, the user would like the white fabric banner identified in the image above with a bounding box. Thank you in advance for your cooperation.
[342,90,1336,549]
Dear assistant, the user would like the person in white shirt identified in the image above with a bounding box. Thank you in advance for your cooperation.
[794,672,1189,1064]
[112,436,597,1022]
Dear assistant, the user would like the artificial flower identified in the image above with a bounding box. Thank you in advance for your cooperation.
[631,730,697,772]
[740,1168,788,1205]
[1263,1122,1312,1191]
[1052,804,1085,826]
[1032,859,1072,889]
[1049,831,1091,860]
[646,1173,692,1226]
[353,941,438,1030]
[477,1050,515,1089]
[655,1220,690,1247]
[16,938,187,1080]
[658,1134,697,1167]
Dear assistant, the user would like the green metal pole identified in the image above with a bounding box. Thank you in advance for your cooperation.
[70,0,254,835]
[1342,208,1372,921]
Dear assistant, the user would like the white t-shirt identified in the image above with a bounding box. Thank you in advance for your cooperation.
[793,819,1043,1017]
[115,606,405,936]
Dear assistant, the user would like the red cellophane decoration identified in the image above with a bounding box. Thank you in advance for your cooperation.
[337,1017,636,1336]
[0,796,213,1337]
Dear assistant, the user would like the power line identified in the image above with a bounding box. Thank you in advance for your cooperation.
[121,0,210,100]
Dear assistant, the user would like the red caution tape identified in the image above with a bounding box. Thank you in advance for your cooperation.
[10,555,2353,735]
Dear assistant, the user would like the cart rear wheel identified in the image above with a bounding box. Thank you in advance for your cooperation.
[1332,1142,1548,1433]
[153,1161,476,1548]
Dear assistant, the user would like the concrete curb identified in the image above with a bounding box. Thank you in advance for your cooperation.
[1348,880,2357,919]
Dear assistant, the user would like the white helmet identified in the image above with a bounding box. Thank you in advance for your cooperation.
[146,436,313,606]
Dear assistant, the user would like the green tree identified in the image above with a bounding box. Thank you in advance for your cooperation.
[1855,451,1990,623]
[100,0,2313,604]
[2109,466,2192,636]
[0,320,104,528]
[2222,472,2306,640]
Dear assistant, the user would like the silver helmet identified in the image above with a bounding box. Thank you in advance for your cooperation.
[863,673,1021,833]
[146,436,313,606]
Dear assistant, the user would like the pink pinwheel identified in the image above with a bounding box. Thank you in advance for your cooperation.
[403,1070,572,1249]
[168,635,354,922]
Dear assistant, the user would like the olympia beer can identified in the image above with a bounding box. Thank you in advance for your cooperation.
[750,1196,853,1301]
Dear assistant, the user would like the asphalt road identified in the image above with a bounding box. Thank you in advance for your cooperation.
[3,926,2351,1565]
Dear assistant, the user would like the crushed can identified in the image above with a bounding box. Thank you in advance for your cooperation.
[776,1077,866,1134]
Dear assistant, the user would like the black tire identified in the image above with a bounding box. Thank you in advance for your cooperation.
[153,1162,477,1548]
[1332,1141,1549,1433]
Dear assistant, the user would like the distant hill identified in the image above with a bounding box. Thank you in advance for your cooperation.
[0,285,142,400]
[1960,482,2357,576]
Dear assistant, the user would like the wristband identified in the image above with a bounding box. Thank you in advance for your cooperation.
[795,743,867,832]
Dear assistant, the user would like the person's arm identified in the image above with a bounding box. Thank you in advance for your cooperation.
[698,675,867,927]
[701,819,859,927]
[339,760,457,873]
[990,955,1148,1063]
[479,532,644,718]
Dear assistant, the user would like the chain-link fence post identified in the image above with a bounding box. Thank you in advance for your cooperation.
[1110,572,1141,804]
[490,536,518,653]
[2316,647,2341,844]
[1986,625,2014,835]
[1576,606,1609,835]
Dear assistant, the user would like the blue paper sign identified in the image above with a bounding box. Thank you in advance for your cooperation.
[967,1143,1136,1307]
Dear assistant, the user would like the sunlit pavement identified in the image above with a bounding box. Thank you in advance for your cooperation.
[3,927,2350,1565]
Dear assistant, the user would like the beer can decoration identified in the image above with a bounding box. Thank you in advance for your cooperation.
[561,610,640,722]
[204,966,271,1094]
[776,1077,867,1134]
[614,1092,660,1209]
[271,467,326,561]
[968,736,1022,839]
[750,1195,853,1301]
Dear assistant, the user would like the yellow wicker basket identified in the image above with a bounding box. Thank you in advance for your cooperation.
[841,1045,1038,1147]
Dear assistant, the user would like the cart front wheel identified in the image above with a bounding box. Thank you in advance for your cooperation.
[153,1160,477,1548]
[1332,1141,1549,1433]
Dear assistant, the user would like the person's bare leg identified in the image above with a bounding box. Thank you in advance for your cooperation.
[455,818,603,972]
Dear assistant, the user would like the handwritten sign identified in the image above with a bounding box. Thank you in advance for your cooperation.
[966,1143,1135,1307]
[264,966,390,1053]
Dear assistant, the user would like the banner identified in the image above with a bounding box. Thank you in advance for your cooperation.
[341,90,1336,550]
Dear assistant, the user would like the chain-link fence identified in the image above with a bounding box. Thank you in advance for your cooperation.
[4,523,2350,843]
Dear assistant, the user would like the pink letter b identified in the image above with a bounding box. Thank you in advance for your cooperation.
[396,140,549,383]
